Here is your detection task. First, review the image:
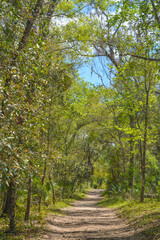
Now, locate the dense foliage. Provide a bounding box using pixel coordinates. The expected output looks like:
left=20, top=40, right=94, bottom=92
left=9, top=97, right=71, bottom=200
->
left=0, top=0, right=160, bottom=233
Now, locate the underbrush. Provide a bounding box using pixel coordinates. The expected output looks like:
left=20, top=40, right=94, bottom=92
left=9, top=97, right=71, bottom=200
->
left=97, top=195, right=160, bottom=239
left=0, top=192, right=86, bottom=240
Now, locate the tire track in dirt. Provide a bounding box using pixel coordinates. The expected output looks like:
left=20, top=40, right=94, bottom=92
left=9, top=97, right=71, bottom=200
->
left=42, top=189, right=152, bottom=240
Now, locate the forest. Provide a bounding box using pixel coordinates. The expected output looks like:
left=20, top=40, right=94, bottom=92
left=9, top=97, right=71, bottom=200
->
left=0, top=0, right=160, bottom=239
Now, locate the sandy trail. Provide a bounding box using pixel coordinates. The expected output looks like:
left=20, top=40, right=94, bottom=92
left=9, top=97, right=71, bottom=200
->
left=42, top=189, right=151, bottom=240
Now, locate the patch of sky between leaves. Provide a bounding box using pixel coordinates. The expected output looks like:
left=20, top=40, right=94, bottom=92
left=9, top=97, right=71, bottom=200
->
left=79, top=58, right=111, bottom=87
left=51, top=3, right=113, bottom=87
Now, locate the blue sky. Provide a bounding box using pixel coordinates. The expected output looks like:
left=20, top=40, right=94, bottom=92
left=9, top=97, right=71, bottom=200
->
left=78, top=57, right=110, bottom=87
left=79, top=64, right=102, bottom=86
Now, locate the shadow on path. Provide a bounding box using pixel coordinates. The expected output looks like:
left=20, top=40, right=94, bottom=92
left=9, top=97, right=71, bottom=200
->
left=43, top=190, right=153, bottom=240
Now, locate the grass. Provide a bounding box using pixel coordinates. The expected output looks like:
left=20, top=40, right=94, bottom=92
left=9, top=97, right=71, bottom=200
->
left=0, top=192, right=87, bottom=240
left=97, top=195, right=160, bottom=239
left=0, top=220, right=43, bottom=240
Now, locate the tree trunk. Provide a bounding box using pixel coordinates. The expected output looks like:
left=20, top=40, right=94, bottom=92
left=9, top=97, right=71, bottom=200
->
left=42, top=0, right=59, bottom=37
left=62, top=172, right=66, bottom=199
left=121, top=146, right=126, bottom=174
left=38, top=159, right=47, bottom=211
left=140, top=90, right=149, bottom=202
left=129, top=138, right=134, bottom=188
left=2, top=179, right=15, bottom=217
left=111, top=169, right=118, bottom=184
left=139, top=140, right=143, bottom=169
left=1, top=191, right=7, bottom=216
left=2, top=179, right=17, bottom=232
left=98, top=174, right=101, bottom=189
left=49, top=172, right=56, bottom=205
left=9, top=179, right=16, bottom=232
left=18, top=0, right=44, bottom=51
left=118, top=135, right=126, bottom=174
left=2, top=0, right=44, bottom=111
left=128, top=113, right=135, bottom=188
left=25, top=177, right=32, bottom=221
left=52, top=187, right=56, bottom=205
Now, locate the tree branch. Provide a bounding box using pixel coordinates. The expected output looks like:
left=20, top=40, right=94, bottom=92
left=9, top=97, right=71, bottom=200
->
left=124, top=53, right=160, bottom=62
left=18, top=0, right=44, bottom=51
left=42, top=0, right=59, bottom=37
left=150, top=0, right=160, bottom=29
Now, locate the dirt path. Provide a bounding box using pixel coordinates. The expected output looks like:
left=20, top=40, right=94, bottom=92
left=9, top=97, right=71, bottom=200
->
left=42, top=190, right=151, bottom=240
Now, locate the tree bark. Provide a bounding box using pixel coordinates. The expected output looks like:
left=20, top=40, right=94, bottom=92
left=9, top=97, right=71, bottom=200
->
left=119, top=139, right=126, bottom=174
left=18, top=0, right=44, bottom=51
left=38, top=159, right=47, bottom=211
left=52, top=187, right=56, bottom=205
left=129, top=138, right=134, bottom=188
left=1, top=191, right=7, bottom=213
left=2, top=179, right=15, bottom=217
left=42, top=0, right=59, bottom=37
left=150, top=0, right=160, bottom=29
left=1, top=179, right=16, bottom=231
left=49, top=171, right=56, bottom=204
left=140, top=90, right=149, bottom=202
left=62, top=171, right=66, bottom=199
left=9, top=179, right=16, bottom=232
left=111, top=169, right=118, bottom=184
left=129, top=115, right=134, bottom=188
left=139, top=140, right=143, bottom=171
left=25, top=177, right=32, bottom=221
